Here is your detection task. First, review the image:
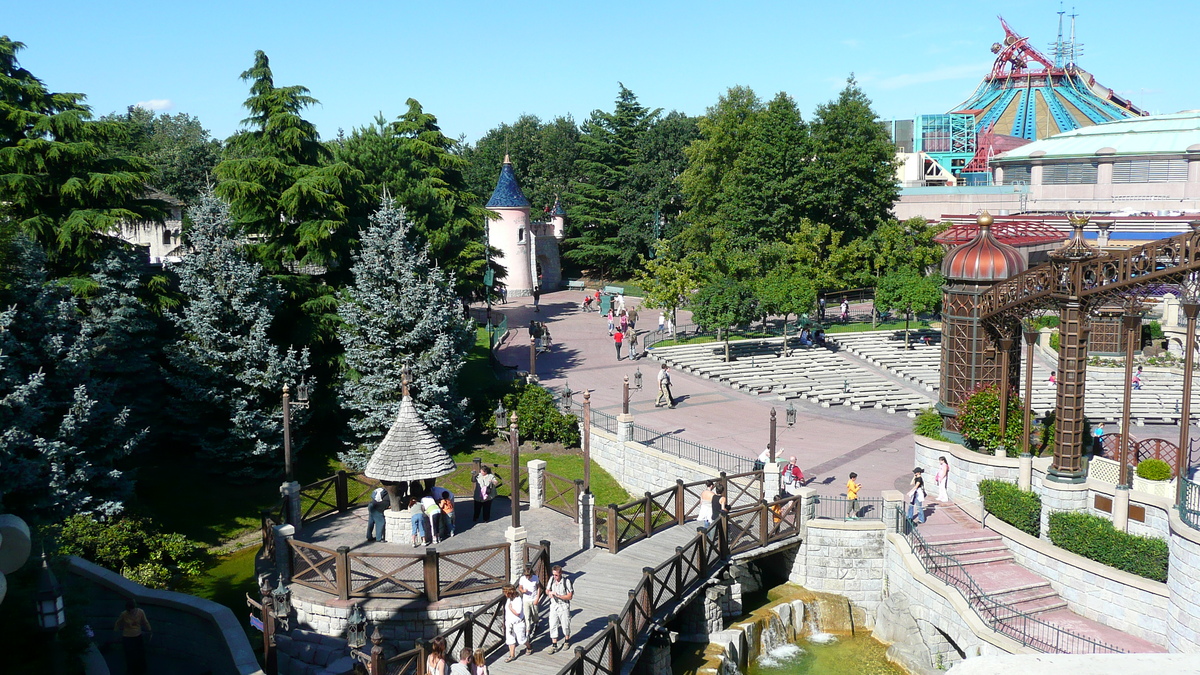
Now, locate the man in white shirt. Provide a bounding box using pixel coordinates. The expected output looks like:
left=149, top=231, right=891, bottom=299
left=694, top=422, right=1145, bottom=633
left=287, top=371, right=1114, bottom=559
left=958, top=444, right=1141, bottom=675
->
left=545, top=565, right=574, bottom=654
left=518, top=565, right=542, bottom=654
left=366, top=487, right=387, bottom=543
left=655, top=364, right=675, bottom=408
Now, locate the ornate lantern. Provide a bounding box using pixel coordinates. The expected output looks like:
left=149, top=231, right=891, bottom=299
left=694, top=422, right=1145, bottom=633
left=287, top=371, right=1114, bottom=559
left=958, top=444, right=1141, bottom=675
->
left=346, top=603, right=367, bottom=649
left=785, top=402, right=797, bottom=427
left=494, top=402, right=507, bottom=428
left=271, top=574, right=292, bottom=620
left=295, top=377, right=310, bottom=404
left=560, top=383, right=573, bottom=413
left=35, top=553, right=64, bottom=631
left=634, top=367, right=643, bottom=390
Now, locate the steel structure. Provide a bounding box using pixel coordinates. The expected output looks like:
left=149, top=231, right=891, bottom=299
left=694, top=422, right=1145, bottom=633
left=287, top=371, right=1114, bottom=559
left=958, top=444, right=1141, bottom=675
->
left=953, top=17, right=1145, bottom=141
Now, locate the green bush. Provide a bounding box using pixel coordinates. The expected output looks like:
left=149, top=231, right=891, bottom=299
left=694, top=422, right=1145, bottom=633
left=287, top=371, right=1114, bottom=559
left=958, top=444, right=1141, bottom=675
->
left=485, top=383, right=581, bottom=448
left=1049, top=331, right=1060, bottom=351
left=1136, top=458, right=1172, bottom=481
left=1034, top=315, right=1060, bottom=329
left=1145, top=321, right=1165, bottom=341
left=1047, top=511, right=1168, bottom=582
left=978, top=480, right=1041, bottom=537
left=913, top=407, right=947, bottom=441
left=958, top=385, right=1024, bottom=456
left=56, top=514, right=209, bottom=591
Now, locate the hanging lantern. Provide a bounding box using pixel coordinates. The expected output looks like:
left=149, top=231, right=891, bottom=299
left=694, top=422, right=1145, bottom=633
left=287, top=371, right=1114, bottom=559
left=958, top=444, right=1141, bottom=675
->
left=271, top=574, right=292, bottom=620
left=35, top=553, right=64, bottom=631
left=560, top=383, right=573, bottom=412
left=295, top=377, right=310, bottom=404
left=495, top=402, right=507, bottom=428
left=346, top=603, right=367, bottom=649
left=786, top=402, right=797, bottom=427
left=634, top=367, right=643, bottom=390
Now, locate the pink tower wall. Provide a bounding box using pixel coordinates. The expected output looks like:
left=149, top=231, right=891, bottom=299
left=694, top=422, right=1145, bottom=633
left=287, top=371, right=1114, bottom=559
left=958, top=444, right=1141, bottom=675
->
left=489, top=205, right=535, bottom=296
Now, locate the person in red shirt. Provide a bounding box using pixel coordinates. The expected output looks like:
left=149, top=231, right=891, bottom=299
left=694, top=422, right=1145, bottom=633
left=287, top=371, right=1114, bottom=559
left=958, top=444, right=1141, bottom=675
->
left=614, top=330, right=624, bottom=360
left=782, top=456, right=805, bottom=495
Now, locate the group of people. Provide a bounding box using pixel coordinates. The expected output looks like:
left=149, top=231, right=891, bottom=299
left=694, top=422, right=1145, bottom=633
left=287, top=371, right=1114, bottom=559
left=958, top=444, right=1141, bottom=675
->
left=422, top=639, right=490, bottom=675
left=362, top=467, right=504, bottom=546
left=500, top=564, right=575, bottom=663
left=816, top=297, right=849, bottom=323
left=529, top=320, right=552, bottom=352
left=405, top=488, right=457, bottom=547
left=795, top=326, right=828, bottom=348
left=905, top=456, right=950, bottom=525
left=607, top=307, right=640, bottom=361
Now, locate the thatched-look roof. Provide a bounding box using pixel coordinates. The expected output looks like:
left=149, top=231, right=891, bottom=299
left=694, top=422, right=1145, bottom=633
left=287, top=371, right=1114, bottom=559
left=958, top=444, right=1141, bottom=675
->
left=365, top=393, right=455, bottom=483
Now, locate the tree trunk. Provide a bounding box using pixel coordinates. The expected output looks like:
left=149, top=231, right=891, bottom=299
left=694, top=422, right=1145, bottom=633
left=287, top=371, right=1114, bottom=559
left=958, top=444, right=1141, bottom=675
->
left=725, top=336, right=731, bottom=363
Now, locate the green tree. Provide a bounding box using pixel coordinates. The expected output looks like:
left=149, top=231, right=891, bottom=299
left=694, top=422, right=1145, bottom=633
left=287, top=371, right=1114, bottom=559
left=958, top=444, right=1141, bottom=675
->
left=634, top=239, right=701, bottom=327
left=755, top=268, right=816, bottom=353
left=874, top=268, right=944, bottom=347
left=462, top=114, right=580, bottom=214
left=57, top=514, right=208, bottom=591
left=629, top=111, right=700, bottom=245
left=803, top=77, right=899, bottom=238
left=0, top=36, right=163, bottom=277
left=864, top=217, right=946, bottom=278
left=688, top=278, right=759, bottom=362
left=100, top=106, right=222, bottom=204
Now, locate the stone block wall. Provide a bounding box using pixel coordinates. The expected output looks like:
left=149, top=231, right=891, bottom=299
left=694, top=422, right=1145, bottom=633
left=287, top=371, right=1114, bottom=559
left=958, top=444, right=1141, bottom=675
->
left=1084, top=484, right=1173, bottom=539
left=1031, top=472, right=1089, bottom=541
left=1167, top=515, right=1200, bottom=653
left=291, top=594, right=488, bottom=646
left=588, top=427, right=715, bottom=497
left=790, top=520, right=886, bottom=626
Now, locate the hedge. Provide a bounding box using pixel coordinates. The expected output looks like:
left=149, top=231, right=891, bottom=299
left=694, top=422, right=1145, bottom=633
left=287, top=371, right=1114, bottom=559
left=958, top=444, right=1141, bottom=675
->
left=913, top=407, right=947, bottom=442
left=978, top=479, right=1041, bottom=537
left=1136, top=458, right=1172, bottom=481
left=1047, top=511, right=1169, bottom=583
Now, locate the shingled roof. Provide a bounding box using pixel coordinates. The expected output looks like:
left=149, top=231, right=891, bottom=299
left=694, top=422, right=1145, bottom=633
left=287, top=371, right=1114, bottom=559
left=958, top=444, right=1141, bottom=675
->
left=364, top=378, right=455, bottom=483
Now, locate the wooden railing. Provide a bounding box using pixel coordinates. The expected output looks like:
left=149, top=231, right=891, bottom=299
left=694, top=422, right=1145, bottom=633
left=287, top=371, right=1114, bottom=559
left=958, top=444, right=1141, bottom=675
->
left=1099, top=434, right=1182, bottom=477
left=524, top=540, right=552, bottom=584
left=543, top=471, right=583, bottom=522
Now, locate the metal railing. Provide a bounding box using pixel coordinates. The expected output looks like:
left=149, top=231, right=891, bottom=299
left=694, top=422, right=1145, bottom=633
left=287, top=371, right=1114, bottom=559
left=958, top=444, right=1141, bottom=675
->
left=1182, top=478, right=1200, bottom=531
left=629, top=422, right=754, bottom=474
left=897, top=507, right=1125, bottom=654
left=812, top=495, right=885, bottom=521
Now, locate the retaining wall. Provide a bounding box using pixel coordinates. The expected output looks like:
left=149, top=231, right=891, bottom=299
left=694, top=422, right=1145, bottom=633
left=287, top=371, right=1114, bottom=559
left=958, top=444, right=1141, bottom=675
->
left=290, top=591, right=490, bottom=645
left=588, top=426, right=715, bottom=496
left=789, top=520, right=886, bottom=626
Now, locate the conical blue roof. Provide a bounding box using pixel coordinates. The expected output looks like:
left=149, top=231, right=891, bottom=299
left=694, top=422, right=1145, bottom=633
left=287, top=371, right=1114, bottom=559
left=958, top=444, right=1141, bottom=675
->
left=550, top=196, right=565, bottom=217
left=486, top=156, right=530, bottom=209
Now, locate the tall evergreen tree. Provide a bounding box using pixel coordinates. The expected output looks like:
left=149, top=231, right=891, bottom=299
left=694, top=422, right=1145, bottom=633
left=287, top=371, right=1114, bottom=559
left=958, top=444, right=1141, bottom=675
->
left=166, top=194, right=309, bottom=479
left=462, top=114, right=580, bottom=215
left=0, top=36, right=163, bottom=277
left=337, top=199, right=473, bottom=469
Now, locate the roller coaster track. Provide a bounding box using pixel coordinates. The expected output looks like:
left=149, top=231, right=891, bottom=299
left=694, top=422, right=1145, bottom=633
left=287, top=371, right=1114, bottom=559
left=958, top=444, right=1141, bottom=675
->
left=979, top=228, right=1200, bottom=324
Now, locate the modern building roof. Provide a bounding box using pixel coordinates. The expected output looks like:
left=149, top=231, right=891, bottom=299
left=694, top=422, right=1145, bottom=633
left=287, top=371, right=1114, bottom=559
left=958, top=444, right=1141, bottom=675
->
left=994, top=111, right=1200, bottom=162
left=486, top=155, right=531, bottom=209
left=364, top=376, right=455, bottom=484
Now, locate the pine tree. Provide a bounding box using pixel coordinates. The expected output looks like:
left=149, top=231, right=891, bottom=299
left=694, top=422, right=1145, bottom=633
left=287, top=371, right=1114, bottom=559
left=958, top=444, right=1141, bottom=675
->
left=0, top=232, right=143, bottom=521
left=337, top=199, right=474, bottom=469
left=166, top=193, right=309, bottom=479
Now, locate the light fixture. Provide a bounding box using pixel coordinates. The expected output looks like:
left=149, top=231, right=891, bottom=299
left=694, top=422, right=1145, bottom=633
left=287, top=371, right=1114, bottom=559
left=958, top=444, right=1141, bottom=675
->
left=495, top=402, right=507, bottom=428
left=346, top=603, right=367, bottom=649
left=634, top=367, right=643, bottom=390
left=560, top=383, right=573, bottom=413
left=786, top=402, right=797, bottom=427
left=295, top=377, right=310, bottom=404
left=271, top=574, right=292, bottom=620
left=35, top=553, right=64, bottom=631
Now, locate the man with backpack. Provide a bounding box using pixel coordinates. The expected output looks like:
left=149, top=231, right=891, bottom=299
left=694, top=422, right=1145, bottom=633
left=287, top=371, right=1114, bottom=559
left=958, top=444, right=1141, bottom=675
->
left=545, top=565, right=575, bottom=654
left=366, top=486, right=388, bottom=542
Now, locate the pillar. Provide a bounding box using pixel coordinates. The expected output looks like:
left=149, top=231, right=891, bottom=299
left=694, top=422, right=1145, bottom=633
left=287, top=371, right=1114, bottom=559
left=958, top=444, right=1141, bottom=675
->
left=506, top=524, right=529, bottom=582
left=274, top=524, right=295, bottom=581
left=280, top=481, right=302, bottom=535
left=1019, top=453, right=1033, bottom=491
left=763, top=462, right=782, bottom=501
left=1036, top=478, right=1088, bottom=541
left=578, top=492, right=595, bottom=550
left=528, top=459, right=546, bottom=509
left=618, top=413, right=634, bottom=442
left=1050, top=302, right=1089, bottom=482
left=881, top=490, right=903, bottom=533
left=1112, top=484, right=1131, bottom=532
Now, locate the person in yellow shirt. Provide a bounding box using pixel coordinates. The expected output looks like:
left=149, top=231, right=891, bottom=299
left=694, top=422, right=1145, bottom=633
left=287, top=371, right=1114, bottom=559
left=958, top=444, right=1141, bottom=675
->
left=846, top=473, right=862, bottom=520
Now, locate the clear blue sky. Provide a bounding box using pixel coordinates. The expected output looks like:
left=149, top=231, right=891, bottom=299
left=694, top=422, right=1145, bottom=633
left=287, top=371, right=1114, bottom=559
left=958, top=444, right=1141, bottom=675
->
left=8, top=1, right=1198, bottom=144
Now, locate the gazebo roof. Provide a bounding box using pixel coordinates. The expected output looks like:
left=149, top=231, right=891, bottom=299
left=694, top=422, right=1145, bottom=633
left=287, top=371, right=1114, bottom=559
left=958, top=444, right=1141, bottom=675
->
left=364, top=375, right=455, bottom=483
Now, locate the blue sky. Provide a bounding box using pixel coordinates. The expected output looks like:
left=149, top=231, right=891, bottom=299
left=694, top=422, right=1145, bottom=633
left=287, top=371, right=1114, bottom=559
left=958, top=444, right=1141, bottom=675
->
left=8, top=1, right=1198, bottom=144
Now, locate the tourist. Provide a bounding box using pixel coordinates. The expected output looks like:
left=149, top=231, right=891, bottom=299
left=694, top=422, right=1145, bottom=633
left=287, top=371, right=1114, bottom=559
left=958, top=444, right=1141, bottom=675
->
left=614, top=329, right=624, bottom=360
left=846, top=472, right=862, bottom=520
left=1133, top=365, right=1143, bottom=390
left=616, top=294, right=626, bottom=313
left=907, top=476, right=927, bottom=525
left=518, top=565, right=542, bottom=653
left=1048, top=370, right=1057, bottom=385
left=781, top=456, right=805, bottom=496
left=753, top=446, right=771, bottom=471
left=582, top=294, right=593, bottom=311
left=813, top=329, right=827, bottom=348
left=840, top=299, right=849, bottom=323
left=629, top=306, right=639, bottom=329
left=771, top=492, right=787, bottom=523
left=658, top=312, right=665, bottom=332
left=935, top=457, right=950, bottom=503
left=500, top=286, right=507, bottom=304
left=427, top=636, right=449, bottom=675
left=697, top=480, right=715, bottom=526
left=666, top=315, right=675, bottom=337
left=1093, top=423, right=1106, bottom=455
left=114, top=599, right=152, bottom=675
left=450, top=648, right=473, bottom=675
left=421, top=492, right=442, bottom=544
left=503, top=584, right=526, bottom=663
left=910, top=466, right=924, bottom=487
left=607, top=309, right=615, bottom=335
left=409, top=497, right=427, bottom=547
left=532, top=286, right=541, bottom=313
left=473, top=466, right=499, bottom=523
left=818, top=297, right=826, bottom=321
left=594, top=289, right=602, bottom=312
left=710, top=483, right=728, bottom=517
left=366, top=486, right=388, bottom=543
left=655, top=364, right=675, bottom=408
left=438, top=493, right=455, bottom=539
left=545, top=564, right=575, bottom=654
left=471, top=648, right=489, bottom=675
left=619, top=310, right=629, bottom=334
left=628, top=330, right=640, bottom=360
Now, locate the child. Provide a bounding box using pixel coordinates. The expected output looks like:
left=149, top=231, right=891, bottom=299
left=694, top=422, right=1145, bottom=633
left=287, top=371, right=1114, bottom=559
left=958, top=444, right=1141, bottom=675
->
left=471, top=648, right=489, bottom=675
left=439, top=494, right=455, bottom=539
left=846, top=472, right=862, bottom=520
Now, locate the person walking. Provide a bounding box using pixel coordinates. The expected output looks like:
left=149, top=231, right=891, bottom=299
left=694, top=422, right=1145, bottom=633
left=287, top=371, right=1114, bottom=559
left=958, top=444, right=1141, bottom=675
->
left=658, top=312, right=665, bottom=333
left=114, top=599, right=152, bottom=675
left=697, top=480, right=715, bottom=526
left=426, top=636, right=449, bottom=675
left=502, top=585, right=526, bottom=663
left=906, top=476, right=927, bottom=525
left=628, top=330, right=640, bottom=361
left=545, top=565, right=574, bottom=654
left=845, top=472, right=862, bottom=520
left=518, top=566, right=542, bottom=654
left=629, top=307, right=639, bottom=329
left=781, top=456, right=805, bottom=496
left=619, top=310, right=629, bottom=334
left=607, top=309, right=615, bottom=335
left=473, top=466, right=499, bottom=523
left=532, top=286, right=541, bottom=313
left=655, top=364, right=675, bottom=408
left=934, top=456, right=950, bottom=503
left=710, top=483, right=727, bottom=518
left=614, top=329, right=624, bottom=360
left=366, top=486, right=388, bottom=543
left=840, top=298, right=849, bottom=324
left=818, top=297, right=826, bottom=322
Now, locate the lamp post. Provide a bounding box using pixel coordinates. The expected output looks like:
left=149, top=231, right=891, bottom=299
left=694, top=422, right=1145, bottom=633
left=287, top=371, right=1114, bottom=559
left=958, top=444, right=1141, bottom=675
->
left=1179, top=270, right=1200, bottom=505
left=582, top=391, right=592, bottom=494
left=634, top=367, right=643, bottom=391
left=510, top=412, right=521, bottom=528
left=768, top=408, right=777, bottom=463
left=271, top=572, right=292, bottom=632
left=1022, top=322, right=1038, bottom=457
left=282, top=379, right=311, bottom=483
left=529, top=336, right=537, bottom=381
left=35, top=553, right=64, bottom=632
left=622, top=375, right=630, bottom=415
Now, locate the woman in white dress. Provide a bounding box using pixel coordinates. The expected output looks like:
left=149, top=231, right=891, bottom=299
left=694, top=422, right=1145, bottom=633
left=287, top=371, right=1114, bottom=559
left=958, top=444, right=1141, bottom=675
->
left=935, top=456, right=950, bottom=503
left=697, top=480, right=714, bottom=526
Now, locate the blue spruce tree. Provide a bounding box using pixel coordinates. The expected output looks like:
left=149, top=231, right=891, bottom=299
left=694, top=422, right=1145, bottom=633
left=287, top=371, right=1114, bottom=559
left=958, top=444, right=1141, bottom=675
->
left=167, top=193, right=309, bottom=479
left=338, top=198, right=473, bottom=468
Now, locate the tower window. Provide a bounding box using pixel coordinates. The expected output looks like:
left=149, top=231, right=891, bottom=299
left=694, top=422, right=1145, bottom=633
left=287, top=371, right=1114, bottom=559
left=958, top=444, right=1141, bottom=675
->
left=518, top=227, right=524, bottom=241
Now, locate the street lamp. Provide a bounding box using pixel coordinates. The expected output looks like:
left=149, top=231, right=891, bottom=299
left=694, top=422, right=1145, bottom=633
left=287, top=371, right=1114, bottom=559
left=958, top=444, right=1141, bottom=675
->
left=35, top=552, right=64, bottom=631
left=786, top=402, right=797, bottom=427
left=271, top=573, right=292, bottom=628
left=282, top=378, right=312, bottom=483
left=509, top=412, right=521, bottom=529
left=346, top=603, right=367, bottom=649
left=634, top=367, right=643, bottom=390
left=560, top=382, right=573, bottom=413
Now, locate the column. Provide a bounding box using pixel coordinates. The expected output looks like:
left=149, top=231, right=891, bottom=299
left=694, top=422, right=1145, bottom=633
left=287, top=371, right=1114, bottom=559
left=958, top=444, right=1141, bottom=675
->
left=506, top=524, right=528, bottom=582
left=618, top=413, right=634, bottom=442
left=280, top=481, right=302, bottom=535
left=274, top=524, right=296, bottom=581
left=764, top=462, right=782, bottom=501
left=881, top=490, right=903, bottom=533
left=1050, top=301, right=1089, bottom=482
left=528, top=459, right=546, bottom=509
left=578, top=492, right=595, bottom=550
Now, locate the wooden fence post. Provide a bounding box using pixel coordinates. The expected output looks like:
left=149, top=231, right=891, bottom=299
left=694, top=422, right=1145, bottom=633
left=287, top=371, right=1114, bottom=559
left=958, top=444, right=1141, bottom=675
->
left=696, top=528, right=708, bottom=577
left=759, top=500, right=769, bottom=548
left=607, top=504, right=619, bottom=554
left=606, top=615, right=621, bottom=674
left=260, top=595, right=276, bottom=673
left=718, top=513, right=730, bottom=559
left=463, top=611, right=475, bottom=650
left=336, top=546, right=351, bottom=601
left=424, top=549, right=440, bottom=603
left=641, top=568, right=654, bottom=617
left=674, top=546, right=684, bottom=597
left=415, top=639, right=429, bottom=675
left=369, top=627, right=384, bottom=675
left=336, top=470, right=349, bottom=511
left=675, top=480, right=686, bottom=527
left=643, top=492, right=653, bottom=538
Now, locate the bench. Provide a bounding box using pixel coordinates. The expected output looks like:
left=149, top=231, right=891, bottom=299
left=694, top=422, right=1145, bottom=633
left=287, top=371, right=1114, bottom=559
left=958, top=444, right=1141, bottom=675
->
left=566, top=279, right=586, bottom=291
left=603, top=285, right=625, bottom=295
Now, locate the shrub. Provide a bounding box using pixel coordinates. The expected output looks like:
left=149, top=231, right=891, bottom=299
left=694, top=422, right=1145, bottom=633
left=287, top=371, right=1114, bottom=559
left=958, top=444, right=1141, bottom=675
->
left=913, top=408, right=947, bottom=442
left=1034, top=315, right=1060, bottom=329
left=1047, top=511, right=1168, bottom=582
left=957, top=385, right=1024, bottom=456
left=1049, top=331, right=1060, bottom=351
left=1136, top=458, right=1172, bottom=481
left=56, top=514, right=209, bottom=591
left=485, top=383, right=581, bottom=448
left=978, top=480, right=1041, bottom=537
left=1145, top=321, right=1165, bottom=341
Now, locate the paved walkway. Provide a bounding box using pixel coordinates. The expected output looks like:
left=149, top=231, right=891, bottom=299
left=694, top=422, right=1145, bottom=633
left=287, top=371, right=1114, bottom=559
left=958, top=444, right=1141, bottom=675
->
left=484, top=291, right=918, bottom=500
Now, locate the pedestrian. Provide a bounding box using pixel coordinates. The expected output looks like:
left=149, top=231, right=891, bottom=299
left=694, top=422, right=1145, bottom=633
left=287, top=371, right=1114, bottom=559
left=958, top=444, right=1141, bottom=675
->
left=503, top=584, right=526, bottom=663
left=710, top=483, right=727, bottom=517
left=629, top=306, right=639, bottom=329
left=628, top=330, right=640, bottom=360
left=1092, top=422, right=1106, bottom=455
left=781, top=456, right=805, bottom=496
left=619, top=310, right=628, bottom=333
left=1132, top=365, right=1143, bottom=390
left=935, top=456, right=950, bottom=503
left=906, top=476, right=927, bottom=525
left=518, top=565, right=541, bottom=653
left=471, top=648, right=489, bottom=675
left=594, top=290, right=601, bottom=313
left=366, top=485, right=388, bottom=543
left=114, top=599, right=152, bottom=675
left=451, top=648, right=473, bottom=675
left=616, top=294, right=626, bottom=313
left=614, top=329, right=624, bottom=360
left=658, top=312, right=665, bottom=332
left=840, top=299, right=849, bottom=324
left=421, top=492, right=442, bottom=544
left=500, top=286, right=508, bottom=304
left=818, top=297, right=826, bottom=321
left=697, top=480, right=715, bottom=526
left=473, top=466, right=499, bottom=523
left=655, top=364, right=675, bottom=408
left=427, top=636, right=449, bottom=675
left=545, top=565, right=574, bottom=654
left=409, top=497, right=427, bottom=548
left=753, top=446, right=770, bottom=471
left=846, top=472, right=862, bottom=520
left=1048, top=370, right=1057, bottom=385
left=439, top=492, right=456, bottom=539
left=607, top=309, right=615, bottom=335
left=666, top=315, right=675, bottom=337
left=532, top=286, right=541, bottom=313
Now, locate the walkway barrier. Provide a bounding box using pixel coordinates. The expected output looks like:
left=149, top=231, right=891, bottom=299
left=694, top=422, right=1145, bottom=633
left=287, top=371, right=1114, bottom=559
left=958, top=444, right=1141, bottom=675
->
left=812, top=495, right=885, bottom=521
left=629, top=423, right=754, bottom=474
left=896, top=507, right=1125, bottom=654
left=543, top=472, right=584, bottom=522
left=1183, top=478, right=1200, bottom=531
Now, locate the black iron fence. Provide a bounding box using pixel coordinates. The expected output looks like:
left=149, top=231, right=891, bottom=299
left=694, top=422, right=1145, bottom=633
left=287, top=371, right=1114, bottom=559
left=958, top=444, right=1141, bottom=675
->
left=812, top=495, right=885, bottom=521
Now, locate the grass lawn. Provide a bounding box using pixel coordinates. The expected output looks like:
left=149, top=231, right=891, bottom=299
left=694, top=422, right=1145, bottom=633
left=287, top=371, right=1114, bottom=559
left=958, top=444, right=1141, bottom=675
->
left=192, top=545, right=261, bottom=648
left=447, top=443, right=630, bottom=510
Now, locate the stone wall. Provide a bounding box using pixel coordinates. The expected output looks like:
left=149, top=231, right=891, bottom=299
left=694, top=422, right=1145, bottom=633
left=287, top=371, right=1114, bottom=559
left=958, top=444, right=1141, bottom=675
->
left=291, top=593, right=489, bottom=645
left=1167, top=511, right=1200, bottom=653
left=588, top=426, right=717, bottom=497
left=68, top=556, right=263, bottom=675
left=1084, top=481, right=1173, bottom=540
left=789, top=520, right=885, bottom=627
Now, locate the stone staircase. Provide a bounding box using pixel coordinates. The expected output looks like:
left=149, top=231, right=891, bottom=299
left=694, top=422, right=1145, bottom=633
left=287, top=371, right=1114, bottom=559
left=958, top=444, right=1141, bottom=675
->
left=912, top=503, right=1166, bottom=653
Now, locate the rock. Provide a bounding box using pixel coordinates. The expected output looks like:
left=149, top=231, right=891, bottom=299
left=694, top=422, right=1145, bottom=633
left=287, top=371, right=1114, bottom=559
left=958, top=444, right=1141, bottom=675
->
left=873, top=592, right=937, bottom=675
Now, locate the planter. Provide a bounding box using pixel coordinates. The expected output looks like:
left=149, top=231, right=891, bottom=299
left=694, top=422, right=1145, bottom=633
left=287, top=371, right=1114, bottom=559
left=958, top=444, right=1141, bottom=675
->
left=1132, top=475, right=1174, bottom=499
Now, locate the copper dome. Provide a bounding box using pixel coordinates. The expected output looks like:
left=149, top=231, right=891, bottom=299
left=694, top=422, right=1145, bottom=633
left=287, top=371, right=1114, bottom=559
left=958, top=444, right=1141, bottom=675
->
left=941, top=212, right=1026, bottom=281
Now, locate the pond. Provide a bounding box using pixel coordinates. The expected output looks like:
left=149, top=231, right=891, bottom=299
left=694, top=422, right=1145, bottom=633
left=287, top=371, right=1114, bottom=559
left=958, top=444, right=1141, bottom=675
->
left=750, top=633, right=906, bottom=675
